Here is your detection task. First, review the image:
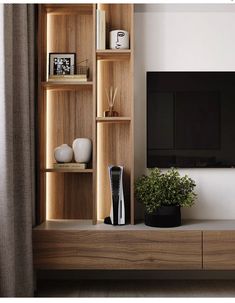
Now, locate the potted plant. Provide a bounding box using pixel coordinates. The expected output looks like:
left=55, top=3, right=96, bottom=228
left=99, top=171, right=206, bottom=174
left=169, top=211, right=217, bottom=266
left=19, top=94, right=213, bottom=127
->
left=135, top=168, right=196, bottom=227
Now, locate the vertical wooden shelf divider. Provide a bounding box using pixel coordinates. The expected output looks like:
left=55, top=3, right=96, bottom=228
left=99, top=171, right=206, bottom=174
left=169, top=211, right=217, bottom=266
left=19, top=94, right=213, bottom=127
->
left=130, top=5, right=135, bottom=225
left=92, top=4, right=97, bottom=224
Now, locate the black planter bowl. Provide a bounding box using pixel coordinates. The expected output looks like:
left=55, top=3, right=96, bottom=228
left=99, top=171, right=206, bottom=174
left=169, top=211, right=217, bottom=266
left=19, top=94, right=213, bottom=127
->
left=144, top=205, right=181, bottom=228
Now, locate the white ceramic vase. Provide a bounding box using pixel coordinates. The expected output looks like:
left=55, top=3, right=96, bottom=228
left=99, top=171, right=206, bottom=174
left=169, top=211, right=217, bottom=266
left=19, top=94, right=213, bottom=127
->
left=110, top=30, right=129, bottom=49
left=54, top=144, right=73, bottom=163
left=72, top=138, right=92, bottom=163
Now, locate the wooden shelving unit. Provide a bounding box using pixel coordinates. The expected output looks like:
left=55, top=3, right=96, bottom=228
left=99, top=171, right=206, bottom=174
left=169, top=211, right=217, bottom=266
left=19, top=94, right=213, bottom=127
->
left=37, top=4, right=96, bottom=223
left=34, top=3, right=135, bottom=271
left=37, top=3, right=134, bottom=226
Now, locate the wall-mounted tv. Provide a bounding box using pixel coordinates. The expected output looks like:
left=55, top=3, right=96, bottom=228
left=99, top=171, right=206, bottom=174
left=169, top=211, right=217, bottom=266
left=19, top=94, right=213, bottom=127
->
left=147, top=72, right=235, bottom=168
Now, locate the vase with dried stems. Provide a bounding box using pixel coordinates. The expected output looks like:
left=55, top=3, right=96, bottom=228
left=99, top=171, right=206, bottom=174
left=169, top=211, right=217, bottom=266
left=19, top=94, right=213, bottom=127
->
left=104, top=86, right=119, bottom=117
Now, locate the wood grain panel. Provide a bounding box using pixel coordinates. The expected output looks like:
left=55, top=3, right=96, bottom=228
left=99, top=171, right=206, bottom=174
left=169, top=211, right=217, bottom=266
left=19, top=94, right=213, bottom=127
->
left=45, top=76, right=93, bottom=221
left=203, top=231, right=235, bottom=270
left=96, top=51, right=131, bottom=61
left=97, top=123, right=131, bottom=220
left=97, top=61, right=131, bottom=117
left=96, top=117, right=131, bottom=123
left=46, top=89, right=93, bottom=168
left=33, top=230, right=202, bottom=270
left=47, top=173, right=93, bottom=220
left=96, top=5, right=134, bottom=224
left=98, top=4, right=132, bottom=49
left=38, top=4, right=96, bottom=224
left=47, top=12, right=93, bottom=80
left=47, top=173, right=64, bottom=219
left=42, top=82, right=93, bottom=91
left=45, top=4, right=93, bottom=15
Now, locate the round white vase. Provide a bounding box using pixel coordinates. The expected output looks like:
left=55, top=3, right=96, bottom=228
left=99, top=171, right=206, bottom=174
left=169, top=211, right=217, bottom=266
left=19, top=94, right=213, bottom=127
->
left=72, top=138, right=92, bottom=163
left=54, top=144, right=73, bottom=163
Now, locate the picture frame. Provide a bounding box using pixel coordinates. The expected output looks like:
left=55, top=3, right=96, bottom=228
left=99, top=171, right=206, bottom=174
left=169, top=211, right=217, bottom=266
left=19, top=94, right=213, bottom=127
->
left=49, top=53, right=76, bottom=76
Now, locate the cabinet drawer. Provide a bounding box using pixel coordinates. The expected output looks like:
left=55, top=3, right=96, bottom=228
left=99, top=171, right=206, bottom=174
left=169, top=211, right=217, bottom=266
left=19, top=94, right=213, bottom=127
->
left=203, top=231, right=235, bottom=269
left=33, top=230, right=202, bottom=270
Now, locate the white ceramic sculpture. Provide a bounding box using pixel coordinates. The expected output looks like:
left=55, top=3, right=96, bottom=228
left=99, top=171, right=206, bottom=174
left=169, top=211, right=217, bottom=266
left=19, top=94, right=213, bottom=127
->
left=72, top=138, right=92, bottom=163
left=110, top=30, right=129, bottom=49
left=54, top=144, right=73, bottom=163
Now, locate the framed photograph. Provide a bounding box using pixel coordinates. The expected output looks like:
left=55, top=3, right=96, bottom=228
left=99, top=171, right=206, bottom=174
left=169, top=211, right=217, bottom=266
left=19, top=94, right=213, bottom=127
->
left=49, top=53, right=76, bottom=76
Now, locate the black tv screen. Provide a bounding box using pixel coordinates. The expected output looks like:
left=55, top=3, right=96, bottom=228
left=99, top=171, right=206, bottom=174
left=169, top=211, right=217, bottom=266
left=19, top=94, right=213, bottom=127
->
left=147, top=72, right=235, bottom=168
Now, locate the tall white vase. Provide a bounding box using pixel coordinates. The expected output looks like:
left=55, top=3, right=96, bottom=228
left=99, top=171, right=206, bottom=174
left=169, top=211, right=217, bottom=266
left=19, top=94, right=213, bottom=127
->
left=72, top=138, right=92, bottom=163
left=54, top=144, right=73, bottom=163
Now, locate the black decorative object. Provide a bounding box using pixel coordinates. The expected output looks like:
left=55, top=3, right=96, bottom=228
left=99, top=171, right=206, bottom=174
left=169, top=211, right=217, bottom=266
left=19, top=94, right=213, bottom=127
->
left=144, top=206, right=181, bottom=228
left=104, top=165, right=125, bottom=226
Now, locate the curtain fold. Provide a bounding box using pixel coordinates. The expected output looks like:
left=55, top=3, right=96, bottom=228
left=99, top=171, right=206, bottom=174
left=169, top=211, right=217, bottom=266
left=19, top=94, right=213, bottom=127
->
left=0, top=4, right=36, bottom=297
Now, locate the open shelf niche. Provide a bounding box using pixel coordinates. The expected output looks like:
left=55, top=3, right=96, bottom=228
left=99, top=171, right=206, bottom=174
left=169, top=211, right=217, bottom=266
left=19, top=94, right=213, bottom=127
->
left=96, top=4, right=134, bottom=224
left=42, top=4, right=94, bottom=82
left=97, top=4, right=133, bottom=50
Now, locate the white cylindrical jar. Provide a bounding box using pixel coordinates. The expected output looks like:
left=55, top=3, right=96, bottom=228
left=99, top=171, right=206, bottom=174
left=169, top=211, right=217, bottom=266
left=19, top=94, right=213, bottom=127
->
left=72, top=138, right=92, bottom=163
left=54, top=144, right=73, bottom=163
left=110, top=30, right=129, bottom=49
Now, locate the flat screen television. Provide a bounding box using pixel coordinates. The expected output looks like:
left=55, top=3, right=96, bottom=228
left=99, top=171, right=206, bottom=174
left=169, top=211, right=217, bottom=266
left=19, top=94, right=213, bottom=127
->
left=147, top=72, right=235, bottom=168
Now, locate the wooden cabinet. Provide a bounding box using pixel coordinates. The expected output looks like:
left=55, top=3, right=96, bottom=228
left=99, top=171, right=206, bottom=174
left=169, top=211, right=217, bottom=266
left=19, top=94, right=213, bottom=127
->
left=33, top=227, right=202, bottom=270
left=203, top=231, right=235, bottom=270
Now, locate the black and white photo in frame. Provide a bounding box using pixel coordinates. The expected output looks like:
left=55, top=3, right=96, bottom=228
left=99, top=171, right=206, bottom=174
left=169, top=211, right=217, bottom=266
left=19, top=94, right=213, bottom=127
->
left=49, top=53, right=76, bottom=76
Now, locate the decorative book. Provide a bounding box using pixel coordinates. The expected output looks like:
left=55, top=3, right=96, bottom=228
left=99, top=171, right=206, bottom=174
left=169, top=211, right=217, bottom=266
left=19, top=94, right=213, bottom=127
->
left=53, top=163, right=87, bottom=169
left=48, top=74, right=87, bottom=82
left=96, top=9, right=106, bottom=50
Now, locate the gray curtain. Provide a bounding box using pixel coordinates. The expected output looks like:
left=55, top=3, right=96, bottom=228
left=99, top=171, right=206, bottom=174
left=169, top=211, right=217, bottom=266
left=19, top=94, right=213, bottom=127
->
left=0, top=4, right=36, bottom=297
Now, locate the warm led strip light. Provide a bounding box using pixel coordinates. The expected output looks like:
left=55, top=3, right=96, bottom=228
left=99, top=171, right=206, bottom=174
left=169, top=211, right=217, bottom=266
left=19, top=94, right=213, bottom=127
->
left=97, top=60, right=102, bottom=220
left=96, top=2, right=102, bottom=219
left=45, top=15, right=52, bottom=220
left=46, top=91, right=53, bottom=220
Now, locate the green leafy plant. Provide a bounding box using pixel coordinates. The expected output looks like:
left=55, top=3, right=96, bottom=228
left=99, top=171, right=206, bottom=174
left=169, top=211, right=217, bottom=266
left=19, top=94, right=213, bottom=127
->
left=135, top=168, right=197, bottom=214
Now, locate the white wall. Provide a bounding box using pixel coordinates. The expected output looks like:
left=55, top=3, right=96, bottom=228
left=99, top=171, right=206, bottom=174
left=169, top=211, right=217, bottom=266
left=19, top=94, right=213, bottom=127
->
left=134, top=4, right=235, bottom=219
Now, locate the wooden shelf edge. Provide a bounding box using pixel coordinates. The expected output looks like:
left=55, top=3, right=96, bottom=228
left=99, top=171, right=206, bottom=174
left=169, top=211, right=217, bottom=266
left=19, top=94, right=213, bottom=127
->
left=33, top=219, right=235, bottom=231
left=96, top=49, right=131, bottom=53
left=42, top=81, right=93, bottom=90
left=96, top=50, right=131, bottom=61
left=96, top=117, right=131, bottom=123
left=42, top=169, right=93, bottom=173
left=45, top=4, right=93, bottom=15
